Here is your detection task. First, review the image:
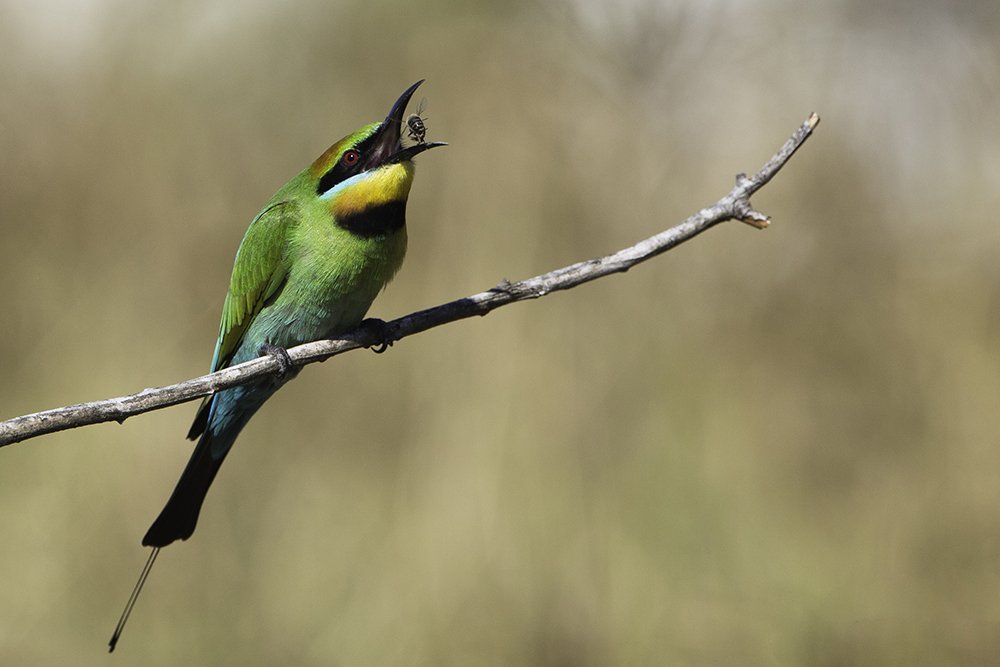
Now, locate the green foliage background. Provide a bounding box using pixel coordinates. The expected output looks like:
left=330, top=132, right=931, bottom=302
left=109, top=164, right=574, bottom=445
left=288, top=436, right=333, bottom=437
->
left=1, top=0, right=998, bottom=664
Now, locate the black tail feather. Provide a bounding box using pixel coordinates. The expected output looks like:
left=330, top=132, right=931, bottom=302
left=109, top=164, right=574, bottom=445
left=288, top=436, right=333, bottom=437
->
left=142, top=432, right=226, bottom=547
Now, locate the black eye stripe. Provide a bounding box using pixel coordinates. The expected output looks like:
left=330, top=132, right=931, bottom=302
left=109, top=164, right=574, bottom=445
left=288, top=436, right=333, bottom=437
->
left=316, top=131, right=381, bottom=195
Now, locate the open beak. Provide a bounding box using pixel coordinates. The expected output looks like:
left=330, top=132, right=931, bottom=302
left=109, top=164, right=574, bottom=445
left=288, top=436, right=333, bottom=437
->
left=367, top=80, right=446, bottom=168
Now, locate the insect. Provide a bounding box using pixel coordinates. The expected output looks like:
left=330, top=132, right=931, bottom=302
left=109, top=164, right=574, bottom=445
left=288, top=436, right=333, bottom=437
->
left=406, top=97, right=428, bottom=144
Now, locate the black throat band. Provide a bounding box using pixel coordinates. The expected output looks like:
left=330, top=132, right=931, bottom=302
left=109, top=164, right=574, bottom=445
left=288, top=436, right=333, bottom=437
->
left=337, top=200, right=406, bottom=238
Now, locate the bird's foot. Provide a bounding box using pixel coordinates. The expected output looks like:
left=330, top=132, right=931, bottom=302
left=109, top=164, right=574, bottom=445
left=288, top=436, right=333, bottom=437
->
left=258, top=343, right=293, bottom=379
left=358, top=318, right=395, bottom=354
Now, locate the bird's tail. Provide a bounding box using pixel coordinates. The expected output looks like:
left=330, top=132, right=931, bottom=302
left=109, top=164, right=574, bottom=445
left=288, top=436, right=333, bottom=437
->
left=142, top=428, right=227, bottom=548
left=110, top=382, right=273, bottom=650
left=108, top=430, right=228, bottom=651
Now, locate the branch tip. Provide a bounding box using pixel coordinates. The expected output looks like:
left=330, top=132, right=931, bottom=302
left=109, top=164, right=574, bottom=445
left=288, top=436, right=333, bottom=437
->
left=733, top=196, right=770, bottom=229
left=739, top=212, right=771, bottom=230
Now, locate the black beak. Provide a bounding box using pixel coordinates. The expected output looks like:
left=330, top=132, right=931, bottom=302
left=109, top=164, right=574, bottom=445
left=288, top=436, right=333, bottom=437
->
left=368, top=80, right=446, bottom=168
left=385, top=80, right=423, bottom=133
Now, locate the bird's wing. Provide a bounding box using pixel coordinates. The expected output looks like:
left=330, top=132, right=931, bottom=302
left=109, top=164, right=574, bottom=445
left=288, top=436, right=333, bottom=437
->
left=211, top=202, right=294, bottom=372
left=187, top=202, right=293, bottom=440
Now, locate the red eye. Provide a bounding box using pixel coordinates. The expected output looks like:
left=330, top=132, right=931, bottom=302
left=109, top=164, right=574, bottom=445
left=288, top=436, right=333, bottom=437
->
left=342, top=150, right=360, bottom=167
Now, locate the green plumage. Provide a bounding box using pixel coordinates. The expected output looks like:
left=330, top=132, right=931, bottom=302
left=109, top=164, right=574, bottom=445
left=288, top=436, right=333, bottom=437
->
left=150, top=91, right=435, bottom=547
left=110, top=81, right=444, bottom=653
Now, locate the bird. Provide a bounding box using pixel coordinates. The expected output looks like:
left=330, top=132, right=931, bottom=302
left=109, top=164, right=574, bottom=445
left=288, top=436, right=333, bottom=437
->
left=109, top=80, right=445, bottom=652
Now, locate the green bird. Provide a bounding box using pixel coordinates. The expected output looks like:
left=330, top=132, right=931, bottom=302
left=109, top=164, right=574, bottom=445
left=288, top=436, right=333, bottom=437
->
left=109, top=80, right=445, bottom=651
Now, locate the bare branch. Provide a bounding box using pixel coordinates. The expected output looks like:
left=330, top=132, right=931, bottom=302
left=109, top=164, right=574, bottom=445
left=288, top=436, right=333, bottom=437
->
left=0, top=114, right=820, bottom=448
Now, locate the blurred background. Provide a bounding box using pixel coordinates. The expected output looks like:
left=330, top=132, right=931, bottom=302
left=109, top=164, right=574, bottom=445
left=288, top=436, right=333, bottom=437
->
left=1, top=0, right=998, bottom=664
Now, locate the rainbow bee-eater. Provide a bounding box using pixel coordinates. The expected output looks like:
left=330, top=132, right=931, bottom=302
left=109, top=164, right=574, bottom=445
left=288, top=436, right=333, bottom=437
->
left=109, top=80, right=445, bottom=651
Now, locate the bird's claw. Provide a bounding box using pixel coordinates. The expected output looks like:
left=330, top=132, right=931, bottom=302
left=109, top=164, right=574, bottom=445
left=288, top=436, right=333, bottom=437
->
left=358, top=318, right=394, bottom=354
left=258, top=343, right=293, bottom=379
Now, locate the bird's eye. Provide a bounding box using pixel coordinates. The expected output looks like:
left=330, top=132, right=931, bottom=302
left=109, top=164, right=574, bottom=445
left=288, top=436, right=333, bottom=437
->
left=341, top=150, right=361, bottom=167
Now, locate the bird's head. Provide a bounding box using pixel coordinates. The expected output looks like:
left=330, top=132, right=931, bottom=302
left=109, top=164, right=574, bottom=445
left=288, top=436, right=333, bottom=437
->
left=307, top=80, right=445, bottom=236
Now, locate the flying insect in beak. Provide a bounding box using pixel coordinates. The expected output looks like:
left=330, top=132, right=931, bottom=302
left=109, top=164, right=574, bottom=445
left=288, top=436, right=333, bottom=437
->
left=406, top=97, right=428, bottom=145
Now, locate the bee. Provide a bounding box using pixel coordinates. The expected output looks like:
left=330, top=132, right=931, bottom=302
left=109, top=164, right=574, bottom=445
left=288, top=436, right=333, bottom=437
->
left=406, top=97, right=428, bottom=144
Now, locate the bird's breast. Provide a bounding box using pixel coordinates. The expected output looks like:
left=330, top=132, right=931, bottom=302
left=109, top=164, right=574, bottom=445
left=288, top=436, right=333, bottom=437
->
left=261, top=225, right=407, bottom=348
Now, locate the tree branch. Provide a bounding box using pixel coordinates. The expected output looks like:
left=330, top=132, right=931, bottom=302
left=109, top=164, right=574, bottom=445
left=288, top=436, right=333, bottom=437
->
left=0, top=113, right=820, bottom=448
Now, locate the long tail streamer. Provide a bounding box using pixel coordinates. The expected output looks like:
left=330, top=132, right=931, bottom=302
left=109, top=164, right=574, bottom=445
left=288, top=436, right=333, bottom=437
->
left=108, top=547, right=160, bottom=652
